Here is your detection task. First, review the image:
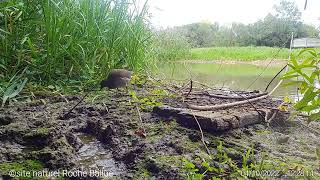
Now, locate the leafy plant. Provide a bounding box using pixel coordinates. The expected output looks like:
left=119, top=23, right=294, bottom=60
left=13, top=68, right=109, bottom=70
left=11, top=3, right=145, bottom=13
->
left=282, top=48, right=320, bottom=120
left=2, top=78, right=28, bottom=106
left=182, top=158, right=204, bottom=180
left=129, top=90, right=163, bottom=111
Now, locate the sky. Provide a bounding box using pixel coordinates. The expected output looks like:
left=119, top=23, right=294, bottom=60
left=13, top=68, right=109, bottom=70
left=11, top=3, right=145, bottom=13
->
left=146, top=0, right=320, bottom=28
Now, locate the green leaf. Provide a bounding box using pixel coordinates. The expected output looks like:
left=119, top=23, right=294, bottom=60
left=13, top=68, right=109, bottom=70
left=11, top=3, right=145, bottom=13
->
left=309, top=112, right=320, bottom=121
left=183, top=159, right=196, bottom=169
left=201, top=161, right=209, bottom=168
left=298, top=48, right=317, bottom=57
left=2, top=78, right=28, bottom=107
left=299, top=81, right=309, bottom=94
left=289, top=56, right=299, bottom=67
left=0, top=28, right=10, bottom=35
left=281, top=74, right=299, bottom=80
left=294, top=88, right=317, bottom=111
left=282, top=81, right=303, bottom=87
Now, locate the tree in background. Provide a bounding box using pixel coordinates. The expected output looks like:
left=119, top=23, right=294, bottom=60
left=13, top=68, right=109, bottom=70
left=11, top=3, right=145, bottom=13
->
left=274, top=0, right=301, bottom=22
left=158, top=0, right=319, bottom=48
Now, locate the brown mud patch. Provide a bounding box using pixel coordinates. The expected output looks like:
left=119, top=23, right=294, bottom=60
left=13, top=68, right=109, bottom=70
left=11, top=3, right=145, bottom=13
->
left=0, top=83, right=319, bottom=179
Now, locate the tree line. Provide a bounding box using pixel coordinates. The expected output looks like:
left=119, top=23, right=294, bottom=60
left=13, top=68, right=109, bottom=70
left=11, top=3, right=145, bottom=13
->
left=158, top=0, right=319, bottom=48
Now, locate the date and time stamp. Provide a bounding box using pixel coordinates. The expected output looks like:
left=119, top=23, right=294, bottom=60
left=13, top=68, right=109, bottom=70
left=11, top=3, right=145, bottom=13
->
left=241, top=169, right=315, bottom=177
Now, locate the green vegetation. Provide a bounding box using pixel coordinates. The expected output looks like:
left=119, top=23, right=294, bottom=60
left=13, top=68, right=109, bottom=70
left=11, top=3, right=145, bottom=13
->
left=154, top=30, right=191, bottom=61
left=153, top=1, right=319, bottom=62
left=283, top=48, right=320, bottom=121
left=0, top=0, right=152, bottom=102
left=190, top=46, right=290, bottom=61
left=129, top=75, right=169, bottom=111
left=162, top=0, right=318, bottom=48
left=0, top=160, right=44, bottom=179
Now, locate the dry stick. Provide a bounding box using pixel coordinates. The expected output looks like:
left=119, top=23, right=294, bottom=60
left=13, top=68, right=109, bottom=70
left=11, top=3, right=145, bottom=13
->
left=136, top=105, right=143, bottom=124
left=204, top=92, right=268, bottom=100
left=266, top=109, right=278, bottom=125
left=192, top=114, right=211, bottom=155
left=178, top=80, right=192, bottom=93
left=188, top=82, right=285, bottom=110
left=187, top=94, right=269, bottom=111
left=62, top=91, right=91, bottom=118
left=265, top=64, right=288, bottom=92
left=185, top=79, right=193, bottom=97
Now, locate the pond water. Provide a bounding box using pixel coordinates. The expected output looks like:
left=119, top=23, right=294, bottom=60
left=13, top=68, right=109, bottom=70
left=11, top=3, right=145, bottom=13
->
left=154, top=62, right=298, bottom=98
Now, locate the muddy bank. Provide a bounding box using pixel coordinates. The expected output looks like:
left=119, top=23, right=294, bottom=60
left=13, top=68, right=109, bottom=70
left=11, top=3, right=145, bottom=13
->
left=0, top=82, right=319, bottom=179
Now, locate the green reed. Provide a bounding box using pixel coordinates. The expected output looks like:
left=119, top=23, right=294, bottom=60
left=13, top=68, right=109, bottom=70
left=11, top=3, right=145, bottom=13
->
left=0, top=0, right=152, bottom=90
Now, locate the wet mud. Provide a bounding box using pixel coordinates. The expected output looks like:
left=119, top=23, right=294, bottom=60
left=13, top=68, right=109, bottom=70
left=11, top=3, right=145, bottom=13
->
left=0, top=84, right=319, bottom=179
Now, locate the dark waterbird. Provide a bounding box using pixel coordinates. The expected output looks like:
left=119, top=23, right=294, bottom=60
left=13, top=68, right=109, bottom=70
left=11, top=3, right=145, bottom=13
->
left=61, top=69, right=132, bottom=119
left=100, top=69, right=132, bottom=89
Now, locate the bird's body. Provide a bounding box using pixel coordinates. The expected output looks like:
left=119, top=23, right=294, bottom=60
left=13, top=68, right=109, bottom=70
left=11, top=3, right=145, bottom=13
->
left=61, top=69, right=132, bottom=119
left=100, top=69, right=132, bottom=89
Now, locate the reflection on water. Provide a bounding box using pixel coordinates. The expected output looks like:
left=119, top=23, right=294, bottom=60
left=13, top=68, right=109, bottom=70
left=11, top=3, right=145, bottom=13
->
left=76, top=134, right=125, bottom=176
left=154, top=62, right=298, bottom=98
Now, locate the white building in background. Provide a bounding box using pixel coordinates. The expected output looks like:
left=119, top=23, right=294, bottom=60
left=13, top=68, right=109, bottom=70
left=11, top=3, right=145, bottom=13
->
left=292, top=38, right=320, bottom=48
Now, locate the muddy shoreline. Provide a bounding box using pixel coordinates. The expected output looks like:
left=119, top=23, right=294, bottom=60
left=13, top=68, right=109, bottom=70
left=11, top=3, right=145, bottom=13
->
left=0, top=82, right=319, bottom=179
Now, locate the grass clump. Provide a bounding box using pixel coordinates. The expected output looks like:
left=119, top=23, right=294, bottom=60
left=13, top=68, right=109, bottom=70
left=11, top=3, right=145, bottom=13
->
left=154, top=30, right=191, bottom=61
left=0, top=160, right=44, bottom=179
left=0, top=0, right=153, bottom=101
left=190, top=46, right=290, bottom=61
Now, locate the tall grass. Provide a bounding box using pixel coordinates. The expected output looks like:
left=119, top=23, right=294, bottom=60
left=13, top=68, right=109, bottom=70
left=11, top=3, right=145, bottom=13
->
left=0, top=0, right=152, bottom=92
left=154, top=31, right=191, bottom=61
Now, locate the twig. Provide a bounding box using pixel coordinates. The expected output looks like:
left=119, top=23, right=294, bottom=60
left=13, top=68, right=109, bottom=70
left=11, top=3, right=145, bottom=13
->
left=136, top=105, right=143, bottom=123
left=192, top=114, right=210, bottom=155
left=265, top=109, right=278, bottom=126
left=185, top=79, right=193, bottom=97
left=62, top=91, right=91, bottom=119
left=268, top=110, right=278, bottom=124
left=265, top=64, right=288, bottom=92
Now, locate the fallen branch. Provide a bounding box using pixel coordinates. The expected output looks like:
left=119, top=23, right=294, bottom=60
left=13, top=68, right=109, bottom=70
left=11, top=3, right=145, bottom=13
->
left=187, top=94, right=269, bottom=111
left=204, top=91, right=267, bottom=100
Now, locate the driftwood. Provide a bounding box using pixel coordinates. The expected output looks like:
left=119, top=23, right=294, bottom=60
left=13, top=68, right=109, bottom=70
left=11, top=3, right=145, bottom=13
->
left=204, top=91, right=268, bottom=100
left=187, top=94, right=269, bottom=111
